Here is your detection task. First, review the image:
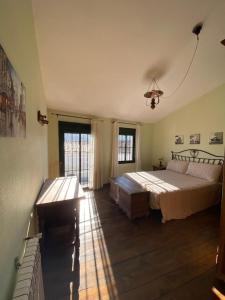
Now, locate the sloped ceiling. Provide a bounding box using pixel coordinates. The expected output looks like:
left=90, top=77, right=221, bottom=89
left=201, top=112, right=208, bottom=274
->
left=32, top=0, right=225, bottom=122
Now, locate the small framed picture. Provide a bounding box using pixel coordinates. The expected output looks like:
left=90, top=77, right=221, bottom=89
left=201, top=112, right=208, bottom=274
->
left=190, top=134, right=200, bottom=144
left=209, top=132, right=223, bottom=144
left=175, top=135, right=184, bottom=145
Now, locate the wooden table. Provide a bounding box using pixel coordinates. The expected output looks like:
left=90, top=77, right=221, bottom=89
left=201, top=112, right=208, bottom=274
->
left=36, top=176, right=84, bottom=232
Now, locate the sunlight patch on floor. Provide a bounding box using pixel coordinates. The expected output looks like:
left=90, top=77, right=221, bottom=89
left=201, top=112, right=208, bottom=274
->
left=212, top=287, right=225, bottom=299
left=77, top=191, right=118, bottom=300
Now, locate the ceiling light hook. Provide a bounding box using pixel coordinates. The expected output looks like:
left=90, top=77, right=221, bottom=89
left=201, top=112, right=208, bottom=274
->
left=192, top=22, right=203, bottom=41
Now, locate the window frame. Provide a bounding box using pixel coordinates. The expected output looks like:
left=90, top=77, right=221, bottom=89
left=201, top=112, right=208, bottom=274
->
left=118, top=127, right=136, bottom=164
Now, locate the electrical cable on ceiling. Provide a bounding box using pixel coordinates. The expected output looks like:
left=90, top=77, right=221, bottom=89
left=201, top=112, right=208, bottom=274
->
left=157, top=35, right=200, bottom=99
left=145, top=22, right=203, bottom=107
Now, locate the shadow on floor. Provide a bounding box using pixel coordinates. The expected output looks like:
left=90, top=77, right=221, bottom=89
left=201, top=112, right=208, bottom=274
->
left=41, top=186, right=219, bottom=300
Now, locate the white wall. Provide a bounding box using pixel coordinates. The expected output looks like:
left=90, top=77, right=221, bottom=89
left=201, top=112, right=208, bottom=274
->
left=0, top=1, right=47, bottom=299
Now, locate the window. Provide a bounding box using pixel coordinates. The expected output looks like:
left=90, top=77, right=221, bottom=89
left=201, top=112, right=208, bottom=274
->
left=118, top=127, right=136, bottom=164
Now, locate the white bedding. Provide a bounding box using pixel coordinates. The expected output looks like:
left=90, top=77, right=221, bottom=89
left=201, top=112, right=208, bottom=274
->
left=125, top=170, right=221, bottom=222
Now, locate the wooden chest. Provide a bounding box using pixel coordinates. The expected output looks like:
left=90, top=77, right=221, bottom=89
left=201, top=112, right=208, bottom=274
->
left=110, top=176, right=149, bottom=219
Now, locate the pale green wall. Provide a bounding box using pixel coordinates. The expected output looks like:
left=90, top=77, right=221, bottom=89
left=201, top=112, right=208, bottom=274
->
left=48, top=109, right=153, bottom=182
left=0, top=1, right=47, bottom=299
left=152, top=83, right=225, bottom=165
left=141, top=123, right=153, bottom=170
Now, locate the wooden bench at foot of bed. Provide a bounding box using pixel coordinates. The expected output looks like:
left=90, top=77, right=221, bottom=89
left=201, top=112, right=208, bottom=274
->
left=110, top=176, right=149, bottom=219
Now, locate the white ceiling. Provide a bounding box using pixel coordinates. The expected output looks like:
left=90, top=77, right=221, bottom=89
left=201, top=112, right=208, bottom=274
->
left=32, top=0, right=225, bottom=123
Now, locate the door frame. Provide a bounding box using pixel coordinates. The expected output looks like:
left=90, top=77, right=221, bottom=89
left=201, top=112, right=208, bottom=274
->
left=58, top=121, right=91, bottom=177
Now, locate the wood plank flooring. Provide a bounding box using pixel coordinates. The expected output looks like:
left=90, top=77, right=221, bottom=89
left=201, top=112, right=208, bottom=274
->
left=41, top=186, right=220, bottom=300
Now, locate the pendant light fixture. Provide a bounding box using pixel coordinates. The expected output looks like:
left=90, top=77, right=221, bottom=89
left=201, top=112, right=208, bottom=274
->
left=144, top=79, right=163, bottom=109
left=144, top=23, right=203, bottom=109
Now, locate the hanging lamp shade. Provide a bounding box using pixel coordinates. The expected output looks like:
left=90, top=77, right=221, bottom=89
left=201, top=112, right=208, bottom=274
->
left=144, top=89, right=163, bottom=99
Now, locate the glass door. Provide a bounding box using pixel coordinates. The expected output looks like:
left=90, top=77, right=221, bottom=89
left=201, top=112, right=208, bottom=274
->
left=59, top=121, right=91, bottom=187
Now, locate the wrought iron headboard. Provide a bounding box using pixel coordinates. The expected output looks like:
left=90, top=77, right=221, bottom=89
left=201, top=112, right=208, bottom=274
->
left=171, top=149, right=224, bottom=165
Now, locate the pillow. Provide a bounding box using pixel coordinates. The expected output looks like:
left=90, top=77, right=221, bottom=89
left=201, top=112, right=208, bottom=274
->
left=166, top=160, right=189, bottom=174
left=186, top=162, right=222, bottom=182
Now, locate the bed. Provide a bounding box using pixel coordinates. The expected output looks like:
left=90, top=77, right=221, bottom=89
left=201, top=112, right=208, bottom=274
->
left=110, top=149, right=224, bottom=222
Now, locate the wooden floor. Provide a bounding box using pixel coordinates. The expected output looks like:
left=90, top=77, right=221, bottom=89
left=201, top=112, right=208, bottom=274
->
left=41, top=186, right=220, bottom=300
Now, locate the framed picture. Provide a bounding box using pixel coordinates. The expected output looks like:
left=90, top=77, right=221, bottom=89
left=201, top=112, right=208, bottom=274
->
left=209, top=132, right=223, bottom=145
left=190, top=134, right=200, bottom=144
left=175, top=135, right=184, bottom=145
left=0, top=44, right=26, bottom=137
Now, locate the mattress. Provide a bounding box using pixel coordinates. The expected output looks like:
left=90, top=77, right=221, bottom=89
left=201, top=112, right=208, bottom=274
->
left=125, top=170, right=221, bottom=222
